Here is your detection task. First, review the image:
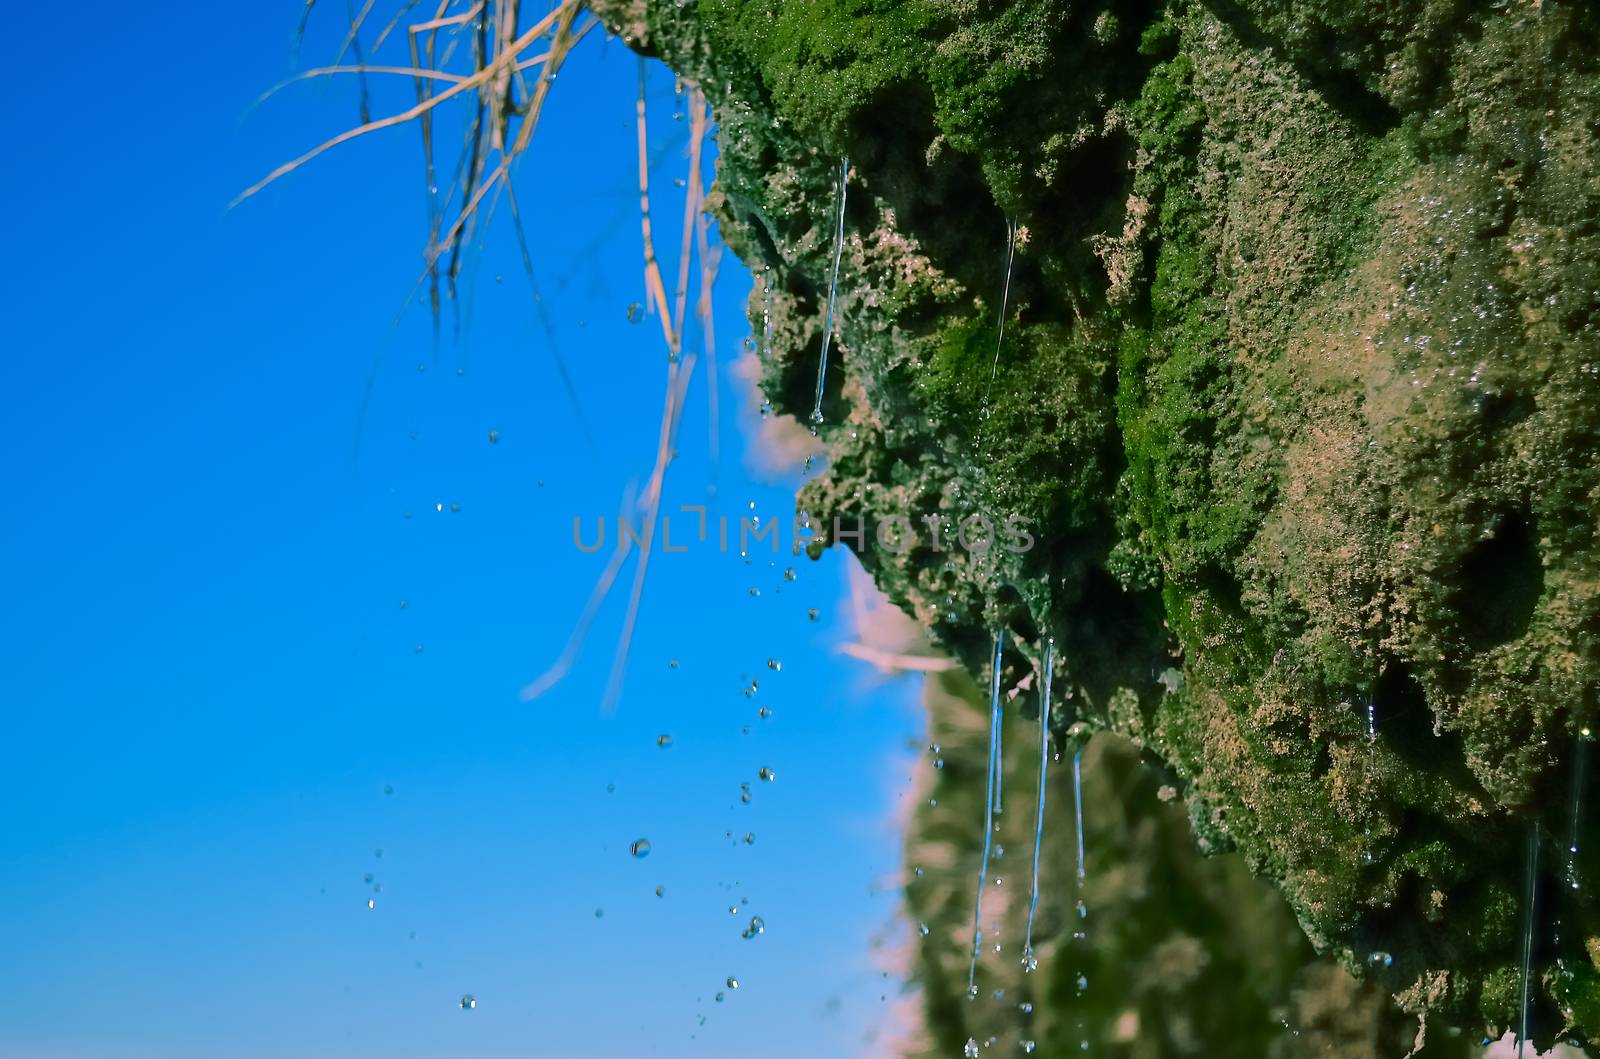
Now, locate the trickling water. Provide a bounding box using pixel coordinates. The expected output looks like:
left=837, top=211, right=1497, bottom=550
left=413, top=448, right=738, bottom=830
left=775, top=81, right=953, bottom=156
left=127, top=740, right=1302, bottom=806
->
left=993, top=699, right=1005, bottom=817
left=1569, top=729, right=1590, bottom=892
left=760, top=268, right=774, bottom=357
left=1022, top=638, right=1056, bottom=967
left=1518, top=823, right=1539, bottom=1058
left=809, top=158, right=849, bottom=427
left=1073, top=748, right=1086, bottom=882
left=967, top=631, right=1006, bottom=996
left=1073, top=737, right=1088, bottom=1052
left=980, top=216, right=1019, bottom=420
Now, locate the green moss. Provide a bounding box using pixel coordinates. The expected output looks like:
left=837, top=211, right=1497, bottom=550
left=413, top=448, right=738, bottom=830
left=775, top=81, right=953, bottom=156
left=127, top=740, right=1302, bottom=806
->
left=593, top=0, right=1600, bottom=1047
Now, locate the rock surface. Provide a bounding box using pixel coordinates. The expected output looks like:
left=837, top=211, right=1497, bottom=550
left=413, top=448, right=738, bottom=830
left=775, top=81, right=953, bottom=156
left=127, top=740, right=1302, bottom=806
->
left=592, top=0, right=1600, bottom=1045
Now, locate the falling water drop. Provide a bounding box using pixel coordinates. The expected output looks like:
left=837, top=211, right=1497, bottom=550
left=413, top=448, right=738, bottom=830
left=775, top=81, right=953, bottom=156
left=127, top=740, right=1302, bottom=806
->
left=967, top=631, right=1006, bottom=996
left=459, top=994, right=476, bottom=1010
left=809, top=157, right=849, bottom=427
left=657, top=734, right=673, bottom=749
left=626, top=302, right=644, bottom=324
left=964, top=1039, right=980, bottom=1058
left=726, top=976, right=739, bottom=990
left=630, top=838, right=652, bottom=858
left=1023, top=638, right=1056, bottom=966
left=1367, top=951, right=1393, bottom=971
left=758, top=767, right=776, bottom=782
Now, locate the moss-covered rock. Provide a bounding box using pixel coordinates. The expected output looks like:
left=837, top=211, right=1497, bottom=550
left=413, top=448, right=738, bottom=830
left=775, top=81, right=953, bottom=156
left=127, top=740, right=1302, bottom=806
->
left=593, top=0, right=1600, bottom=1047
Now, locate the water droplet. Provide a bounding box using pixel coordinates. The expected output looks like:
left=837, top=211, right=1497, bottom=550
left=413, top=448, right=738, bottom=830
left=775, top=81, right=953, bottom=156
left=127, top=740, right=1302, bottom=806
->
left=366, top=899, right=375, bottom=909
left=594, top=908, right=604, bottom=919
left=1076, top=975, right=1088, bottom=993
left=933, top=758, right=945, bottom=770
left=758, top=707, right=772, bottom=719
left=726, top=976, right=739, bottom=990
left=1019, top=1002, right=1033, bottom=1014
left=964, top=1038, right=980, bottom=1057
left=758, top=767, right=775, bottom=782
left=626, top=303, right=644, bottom=324
left=783, top=568, right=797, bottom=581
left=714, top=991, right=725, bottom=1003
left=918, top=922, right=930, bottom=936
left=459, top=994, right=476, bottom=1010
left=1023, top=1042, right=1036, bottom=1054
left=657, top=734, right=673, bottom=749
left=631, top=838, right=652, bottom=858
left=766, top=658, right=781, bottom=671
left=807, top=608, right=819, bottom=621
left=487, top=430, right=500, bottom=444
left=606, top=783, right=615, bottom=794
left=383, top=784, right=394, bottom=796
left=1367, top=951, right=1393, bottom=971
left=743, top=832, right=755, bottom=845
left=655, top=886, right=665, bottom=897
left=741, top=915, right=766, bottom=939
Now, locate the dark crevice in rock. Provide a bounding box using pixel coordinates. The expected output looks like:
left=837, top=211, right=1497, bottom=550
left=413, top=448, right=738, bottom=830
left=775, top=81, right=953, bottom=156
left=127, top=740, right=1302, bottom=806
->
left=1453, top=511, right=1543, bottom=653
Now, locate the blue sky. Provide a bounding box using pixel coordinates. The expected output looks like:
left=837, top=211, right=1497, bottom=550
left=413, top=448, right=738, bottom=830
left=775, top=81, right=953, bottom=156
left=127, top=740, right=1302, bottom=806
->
left=0, top=5, right=927, bottom=1057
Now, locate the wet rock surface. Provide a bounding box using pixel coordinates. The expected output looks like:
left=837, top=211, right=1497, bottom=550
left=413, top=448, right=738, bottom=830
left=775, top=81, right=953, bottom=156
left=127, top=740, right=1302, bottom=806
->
left=593, top=0, right=1600, bottom=1046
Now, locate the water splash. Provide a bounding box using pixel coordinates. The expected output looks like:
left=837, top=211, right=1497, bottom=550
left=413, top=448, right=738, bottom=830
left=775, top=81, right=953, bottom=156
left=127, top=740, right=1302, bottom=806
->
left=967, top=630, right=1006, bottom=996
left=980, top=216, right=1019, bottom=420
left=1518, top=823, right=1539, bottom=1058
left=809, top=158, right=849, bottom=427
left=1022, top=638, right=1056, bottom=967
